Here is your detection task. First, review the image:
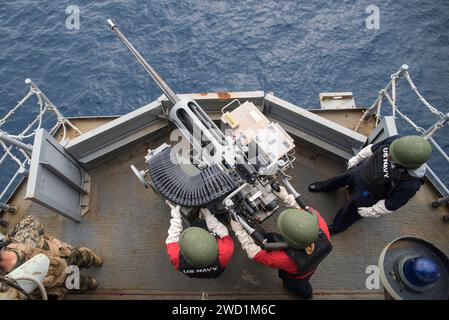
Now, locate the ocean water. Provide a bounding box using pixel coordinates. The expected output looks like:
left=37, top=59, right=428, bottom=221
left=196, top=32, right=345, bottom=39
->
left=0, top=0, right=448, bottom=189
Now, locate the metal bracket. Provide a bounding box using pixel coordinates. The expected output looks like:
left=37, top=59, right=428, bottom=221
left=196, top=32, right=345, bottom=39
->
left=25, top=129, right=91, bottom=223
left=130, top=165, right=149, bottom=189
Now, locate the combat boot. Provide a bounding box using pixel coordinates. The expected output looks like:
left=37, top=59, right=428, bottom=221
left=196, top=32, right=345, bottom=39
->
left=79, top=247, right=103, bottom=267
left=308, top=182, right=326, bottom=193
left=82, top=276, right=98, bottom=291
left=71, top=276, right=98, bottom=293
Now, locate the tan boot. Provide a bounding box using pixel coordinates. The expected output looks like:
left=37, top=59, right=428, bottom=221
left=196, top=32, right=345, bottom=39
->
left=71, top=276, right=98, bottom=293
left=85, top=277, right=98, bottom=291
left=79, top=247, right=103, bottom=267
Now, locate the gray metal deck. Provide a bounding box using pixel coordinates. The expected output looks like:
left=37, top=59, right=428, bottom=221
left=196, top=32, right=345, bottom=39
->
left=3, top=109, right=449, bottom=300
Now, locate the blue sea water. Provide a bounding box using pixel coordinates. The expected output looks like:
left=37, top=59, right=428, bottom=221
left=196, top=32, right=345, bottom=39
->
left=0, top=0, right=448, bottom=188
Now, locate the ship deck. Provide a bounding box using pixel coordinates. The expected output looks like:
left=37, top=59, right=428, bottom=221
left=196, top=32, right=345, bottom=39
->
left=3, top=108, right=449, bottom=300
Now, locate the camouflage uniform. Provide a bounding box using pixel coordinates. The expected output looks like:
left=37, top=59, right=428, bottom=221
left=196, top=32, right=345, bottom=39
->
left=1, top=215, right=47, bottom=249
left=1, top=215, right=101, bottom=298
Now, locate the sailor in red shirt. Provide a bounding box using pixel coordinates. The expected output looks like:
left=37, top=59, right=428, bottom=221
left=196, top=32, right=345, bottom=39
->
left=165, top=201, right=234, bottom=278
left=230, top=186, right=332, bottom=299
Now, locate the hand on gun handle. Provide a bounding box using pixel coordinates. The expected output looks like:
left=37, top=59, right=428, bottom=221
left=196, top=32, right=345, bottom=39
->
left=271, top=181, right=310, bottom=212
left=165, top=200, right=181, bottom=218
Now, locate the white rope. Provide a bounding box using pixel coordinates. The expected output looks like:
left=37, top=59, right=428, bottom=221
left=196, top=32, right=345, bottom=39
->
left=0, top=140, right=25, bottom=168
left=375, top=92, right=383, bottom=127
left=383, top=91, right=426, bottom=134
left=356, top=66, right=447, bottom=138
left=49, top=121, right=62, bottom=135
left=18, top=148, right=31, bottom=163
left=41, top=90, right=83, bottom=137
left=391, top=76, right=396, bottom=119
left=403, top=71, right=445, bottom=118
left=0, top=82, right=84, bottom=143
left=0, top=90, right=34, bottom=127
left=10, top=109, right=47, bottom=140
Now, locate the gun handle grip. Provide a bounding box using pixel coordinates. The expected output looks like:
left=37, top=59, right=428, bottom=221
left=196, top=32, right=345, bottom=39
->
left=271, top=181, right=281, bottom=192
left=295, top=196, right=308, bottom=210
left=250, top=229, right=267, bottom=246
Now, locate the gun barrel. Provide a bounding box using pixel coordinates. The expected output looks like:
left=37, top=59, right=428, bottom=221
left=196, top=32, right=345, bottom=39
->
left=107, top=19, right=180, bottom=104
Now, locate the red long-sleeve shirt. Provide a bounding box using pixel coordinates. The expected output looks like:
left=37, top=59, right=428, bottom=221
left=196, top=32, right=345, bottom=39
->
left=166, top=236, right=235, bottom=269
left=252, top=209, right=330, bottom=279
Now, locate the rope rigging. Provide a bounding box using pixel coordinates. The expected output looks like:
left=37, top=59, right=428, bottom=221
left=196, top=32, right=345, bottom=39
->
left=355, top=65, right=448, bottom=138
left=0, top=79, right=83, bottom=202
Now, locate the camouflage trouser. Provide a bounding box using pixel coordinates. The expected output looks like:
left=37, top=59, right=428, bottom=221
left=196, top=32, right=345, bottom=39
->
left=3, top=216, right=99, bottom=297
left=64, top=247, right=98, bottom=269
left=1, top=215, right=46, bottom=248
left=3, top=215, right=99, bottom=269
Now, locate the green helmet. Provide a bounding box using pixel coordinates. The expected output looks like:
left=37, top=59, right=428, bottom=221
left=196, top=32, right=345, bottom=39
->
left=277, top=209, right=319, bottom=249
left=179, top=227, right=218, bottom=267
left=389, top=135, right=432, bottom=170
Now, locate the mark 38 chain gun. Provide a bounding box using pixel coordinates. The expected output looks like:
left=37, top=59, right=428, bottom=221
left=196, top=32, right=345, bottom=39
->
left=108, top=19, right=307, bottom=249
